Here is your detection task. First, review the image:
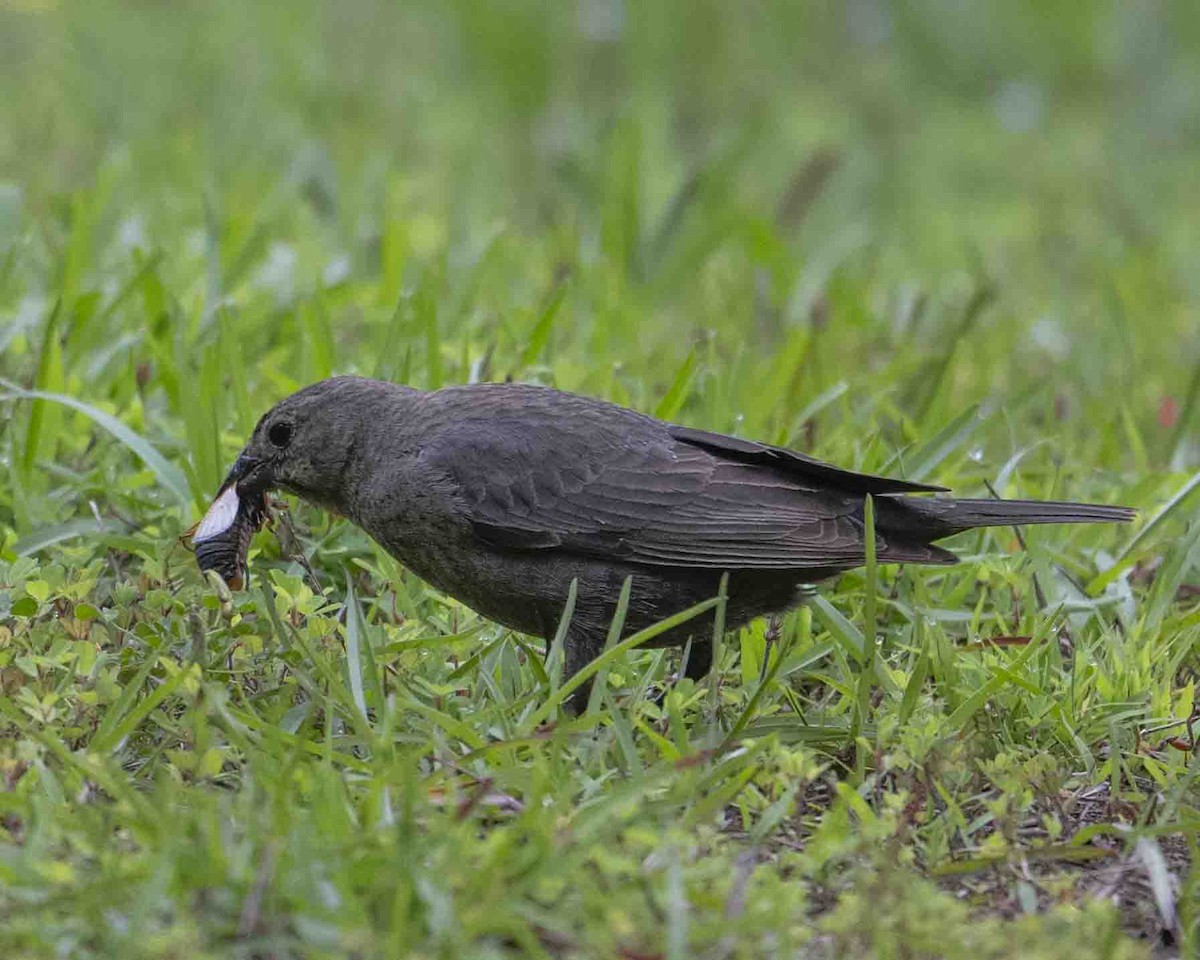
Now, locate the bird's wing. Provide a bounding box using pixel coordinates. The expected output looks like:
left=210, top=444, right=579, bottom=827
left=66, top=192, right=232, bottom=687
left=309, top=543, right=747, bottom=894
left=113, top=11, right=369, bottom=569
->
left=667, top=425, right=947, bottom=495
left=419, top=409, right=946, bottom=569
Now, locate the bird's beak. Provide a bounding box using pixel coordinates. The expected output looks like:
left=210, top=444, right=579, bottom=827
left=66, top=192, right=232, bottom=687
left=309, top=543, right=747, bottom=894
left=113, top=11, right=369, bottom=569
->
left=221, top=451, right=272, bottom=494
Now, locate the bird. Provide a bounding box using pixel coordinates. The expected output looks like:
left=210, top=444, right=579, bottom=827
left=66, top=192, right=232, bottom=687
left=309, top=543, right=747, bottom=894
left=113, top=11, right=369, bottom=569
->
left=199, top=375, right=1134, bottom=711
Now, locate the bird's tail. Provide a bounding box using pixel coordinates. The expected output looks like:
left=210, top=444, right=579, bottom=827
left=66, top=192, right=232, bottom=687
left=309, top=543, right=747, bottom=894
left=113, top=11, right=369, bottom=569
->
left=881, top=496, right=1135, bottom=541
left=931, top=498, right=1135, bottom=528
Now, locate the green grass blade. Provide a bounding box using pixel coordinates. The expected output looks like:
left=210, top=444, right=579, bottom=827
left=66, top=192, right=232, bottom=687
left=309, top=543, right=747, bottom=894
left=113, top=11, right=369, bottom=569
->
left=1088, top=467, right=1200, bottom=593
left=2, top=386, right=192, bottom=509
left=810, top=594, right=865, bottom=663
left=520, top=282, right=569, bottom=368
left=343, top=573, right=374, bottom=728
left=654, top=346, right=698, bottom=421
left=705, top=571, right=729, bottom=721
left=21, top=299, right=63, bottom=477
left=587, top=575, right=632, bottom=715
left=546, top=578, right=579, bottom=702
left=527, top=595, right=722, bottom=729
left=91, top=663, right=200, bottom=754
left=886, top=402, right=987, bottom=482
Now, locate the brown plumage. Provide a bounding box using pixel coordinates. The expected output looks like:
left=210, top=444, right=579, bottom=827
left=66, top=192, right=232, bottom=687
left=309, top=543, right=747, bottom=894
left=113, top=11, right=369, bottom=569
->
left=199, top=376, right=1134, bottom=709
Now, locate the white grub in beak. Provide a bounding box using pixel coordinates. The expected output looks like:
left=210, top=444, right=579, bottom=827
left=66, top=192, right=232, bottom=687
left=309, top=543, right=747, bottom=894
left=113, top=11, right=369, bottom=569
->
left=194, top=485, right=240, bottom=542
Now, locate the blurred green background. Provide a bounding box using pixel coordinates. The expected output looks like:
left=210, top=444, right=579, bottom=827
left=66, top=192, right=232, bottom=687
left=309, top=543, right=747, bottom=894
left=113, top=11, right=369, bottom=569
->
left=1, top=2, right=1198, bottom=957
left=3, top=0, right=1200, bottom=514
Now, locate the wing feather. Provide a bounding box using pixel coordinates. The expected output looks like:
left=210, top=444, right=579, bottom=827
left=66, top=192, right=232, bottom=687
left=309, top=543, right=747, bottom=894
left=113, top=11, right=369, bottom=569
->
left=416, top=386, right=948, bottom=569
left=668, top=425, right=947, bottom=494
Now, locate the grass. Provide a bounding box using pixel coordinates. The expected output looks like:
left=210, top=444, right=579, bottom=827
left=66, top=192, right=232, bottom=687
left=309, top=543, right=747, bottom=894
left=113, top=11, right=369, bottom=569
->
left=1, top=1, right=1199, bottom=957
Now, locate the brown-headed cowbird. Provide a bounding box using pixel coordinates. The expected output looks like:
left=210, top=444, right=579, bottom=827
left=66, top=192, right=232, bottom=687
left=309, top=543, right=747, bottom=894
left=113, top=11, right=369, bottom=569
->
left=199, top=376, right=1133, bottom=709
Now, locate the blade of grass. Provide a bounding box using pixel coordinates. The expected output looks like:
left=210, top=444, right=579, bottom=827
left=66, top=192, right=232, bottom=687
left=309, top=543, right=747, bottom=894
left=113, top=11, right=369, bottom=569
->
left=89, top=652, right=164, bottom=752
left=520, top=281, right=569, bottom=368
left=705, top=572, right=730, bottom=724
left=654, top=346, right=698, bottom=421
left=902, top=282, right=995, bottom=424
left=810, top=594, right=865, bottom=663
left=785, top=380, right=847, bottom=446
left=21, top=299, right=63, bottom=477
left=526, top=595, right=723, bottom=730
left=345, top=571, right=386, bottom=729
left=0, top=697, right=161, bottom=839
left=1088, top=467, right=1200, bottom=594
left=722, top=619, right=795, bottom=747
left=587, top=576, right=633, bottom=715
left=2, top=386, right=192, bottom=509
left=91, top=663, right=200, bottom=754
left=1168, top=359, right=1200, bottom=466
left=14, top=517, right=126, bottom=556
left=417, top=267, right=443, bottom=390
left=546, top=578, right=579, bottom=703
left=884, top=402, right=988, bottom=482
left=943, top=612, right=1058, bottom=732
left=857, top=495, right=879, bottom=778
left=898, top=622, right=930, bottom=728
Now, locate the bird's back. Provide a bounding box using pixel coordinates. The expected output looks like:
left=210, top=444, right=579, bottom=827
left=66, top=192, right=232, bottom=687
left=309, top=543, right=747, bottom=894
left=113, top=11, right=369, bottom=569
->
left=402, top=383, right=958, bottom=571
left=414, top=382, right=1128, bottom=568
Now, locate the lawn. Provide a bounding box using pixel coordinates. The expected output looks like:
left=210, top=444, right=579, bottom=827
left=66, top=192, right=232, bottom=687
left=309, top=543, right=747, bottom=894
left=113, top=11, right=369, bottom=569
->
left=1, top=2, right=1198, bottom=957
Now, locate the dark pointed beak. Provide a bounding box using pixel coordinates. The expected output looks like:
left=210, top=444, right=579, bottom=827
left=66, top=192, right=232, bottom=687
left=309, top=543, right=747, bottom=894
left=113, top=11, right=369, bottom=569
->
left=221, top=452, right=271, bottom=493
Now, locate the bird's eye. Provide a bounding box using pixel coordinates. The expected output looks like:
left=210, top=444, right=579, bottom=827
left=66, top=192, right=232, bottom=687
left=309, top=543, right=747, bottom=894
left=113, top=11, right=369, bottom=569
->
left=267, top=421, right=294, bottom=448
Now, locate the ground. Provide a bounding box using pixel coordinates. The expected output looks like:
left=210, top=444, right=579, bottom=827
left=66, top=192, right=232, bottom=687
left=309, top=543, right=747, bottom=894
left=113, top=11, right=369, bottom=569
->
left=0, top=2, right=1198, bottom=957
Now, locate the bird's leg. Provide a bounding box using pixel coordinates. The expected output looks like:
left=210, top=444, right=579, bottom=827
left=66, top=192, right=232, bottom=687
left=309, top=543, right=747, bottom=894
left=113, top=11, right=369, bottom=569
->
left=647, top=636, right=715, bottom=709
left=682, top=637, right=713, bottom=683
left=562, top=628, right=606, bottom=715
left=563, top=627, right=713, bottom=714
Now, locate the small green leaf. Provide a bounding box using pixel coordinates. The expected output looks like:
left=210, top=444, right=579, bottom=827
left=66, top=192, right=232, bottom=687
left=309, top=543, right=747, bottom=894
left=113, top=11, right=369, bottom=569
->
left=198, top=747, right=225, bottom=779
left=74, top=602, right=100, bottom=621
left=11, top=596, right=38, bottom=617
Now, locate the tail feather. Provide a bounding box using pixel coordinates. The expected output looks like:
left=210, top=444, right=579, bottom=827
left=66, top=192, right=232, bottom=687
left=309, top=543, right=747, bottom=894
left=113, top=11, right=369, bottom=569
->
left=933, top=498, right=1136, bottom=528
left=882, top=496, right=1135, bottom=542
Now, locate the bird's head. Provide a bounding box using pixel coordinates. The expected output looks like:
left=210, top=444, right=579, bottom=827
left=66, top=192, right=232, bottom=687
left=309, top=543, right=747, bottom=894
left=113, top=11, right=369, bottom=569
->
left=221, top=376, right=396, bottom=509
